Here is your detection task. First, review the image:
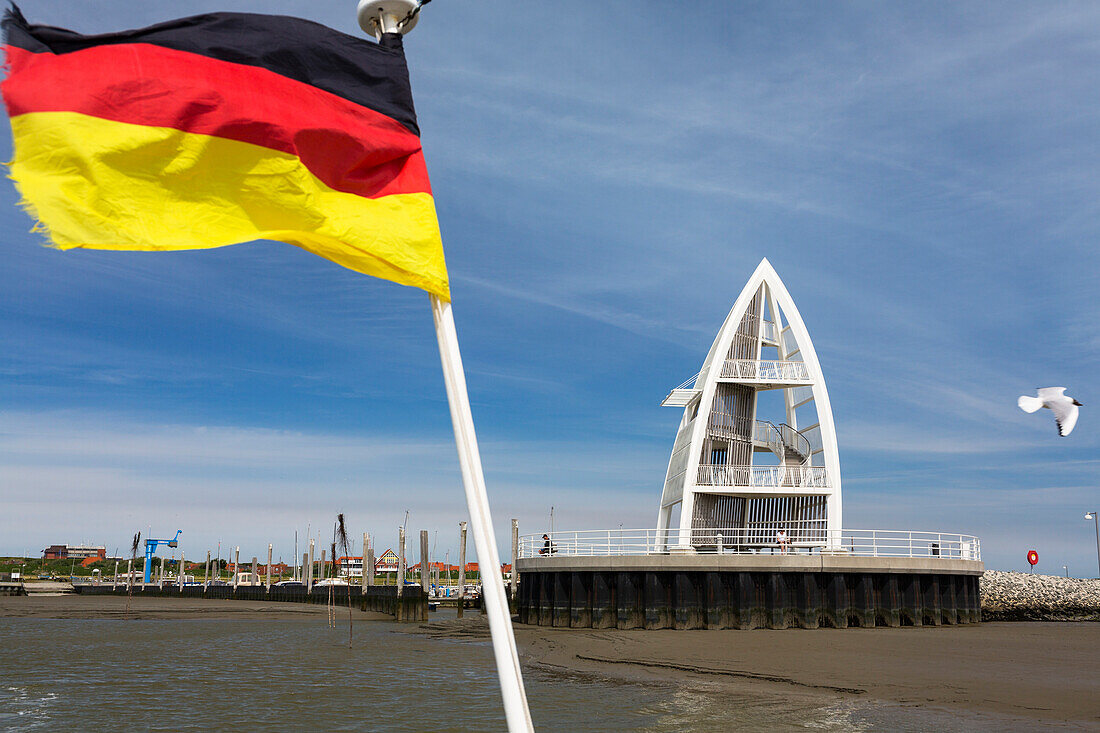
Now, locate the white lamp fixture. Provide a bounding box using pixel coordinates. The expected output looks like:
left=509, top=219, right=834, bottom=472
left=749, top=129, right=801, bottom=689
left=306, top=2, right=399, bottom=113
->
left=357, top=0, right=420, bottom=37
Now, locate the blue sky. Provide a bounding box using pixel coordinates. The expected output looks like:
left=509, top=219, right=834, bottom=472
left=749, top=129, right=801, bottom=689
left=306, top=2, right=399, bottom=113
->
left=1, top=1, right=1098, bottom=574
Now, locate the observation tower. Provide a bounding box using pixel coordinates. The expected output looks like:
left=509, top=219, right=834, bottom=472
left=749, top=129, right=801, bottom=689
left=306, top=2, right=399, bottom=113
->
left=514, top=259, right=984, bottom=630
left=657, top=258, right=840, bottom=552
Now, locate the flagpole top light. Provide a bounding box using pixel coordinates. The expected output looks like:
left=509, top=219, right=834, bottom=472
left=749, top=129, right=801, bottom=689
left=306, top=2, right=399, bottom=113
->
left=358, top=0, right=420, bottom=36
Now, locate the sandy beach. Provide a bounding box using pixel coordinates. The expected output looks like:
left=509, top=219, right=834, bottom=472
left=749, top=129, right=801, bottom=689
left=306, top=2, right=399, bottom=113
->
left=0, top=593, right=391, bottom=621
left=406, top=616, right=1100, bottom=728
left=515, top=622, right=1100, bottom=727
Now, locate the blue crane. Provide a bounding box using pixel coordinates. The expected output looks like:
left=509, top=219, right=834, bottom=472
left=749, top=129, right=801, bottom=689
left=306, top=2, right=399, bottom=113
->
left=143, top=530, right=182, bottom=583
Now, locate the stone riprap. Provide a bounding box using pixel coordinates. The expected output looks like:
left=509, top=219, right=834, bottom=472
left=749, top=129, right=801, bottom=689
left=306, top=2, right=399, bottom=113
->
left=981, top=570, right=1100, bottom=621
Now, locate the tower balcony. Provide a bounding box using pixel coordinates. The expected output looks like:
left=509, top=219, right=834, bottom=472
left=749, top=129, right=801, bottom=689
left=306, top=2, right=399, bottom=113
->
left=696, top=464, right=830, bottom=493
left=660, top=358, right=813, bottom=406
left=660, top=373, right=701, bottom=407
left=718, top=359, right=812, bottom=387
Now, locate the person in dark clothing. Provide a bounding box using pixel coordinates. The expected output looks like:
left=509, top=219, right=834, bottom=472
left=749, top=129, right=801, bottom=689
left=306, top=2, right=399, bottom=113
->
left=538, top=534, right=555, bottom=555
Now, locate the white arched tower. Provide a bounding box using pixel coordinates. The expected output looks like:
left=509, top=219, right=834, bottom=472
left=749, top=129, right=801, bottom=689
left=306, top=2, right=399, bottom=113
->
left=657, top=259, right=841, bottom=550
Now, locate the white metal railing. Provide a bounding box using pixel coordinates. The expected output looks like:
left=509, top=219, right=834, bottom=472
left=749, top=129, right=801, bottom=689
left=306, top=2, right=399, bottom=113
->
left=519, top=528, right=981, bottom=560
left=720, top=359, right=811, bottom=382
left=753, top=420, right=784, bottom=454
left=671, top=372, right=700, bottom=391
left=777, top=423, right=810, bottom=459
left=696, top=464, right=829, bottom=488
left=752, top=421, right=810, bottom=463
left=761, top=320, right=779, bottom=344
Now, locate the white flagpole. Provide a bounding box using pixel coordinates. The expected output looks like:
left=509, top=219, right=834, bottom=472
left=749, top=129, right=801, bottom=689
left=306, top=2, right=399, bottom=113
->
left=431, top=294, right=534, bottom=732
left=355, top=5, right=532, bottom=728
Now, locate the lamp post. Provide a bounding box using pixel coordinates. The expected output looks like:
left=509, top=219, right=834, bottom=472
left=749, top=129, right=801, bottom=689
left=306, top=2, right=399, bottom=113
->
left=1086, top=512, right=1100, bottom=579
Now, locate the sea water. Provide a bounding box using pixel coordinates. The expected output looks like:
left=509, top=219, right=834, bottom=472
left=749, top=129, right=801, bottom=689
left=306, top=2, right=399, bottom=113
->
left=0, top=610, right=1070, bottom=731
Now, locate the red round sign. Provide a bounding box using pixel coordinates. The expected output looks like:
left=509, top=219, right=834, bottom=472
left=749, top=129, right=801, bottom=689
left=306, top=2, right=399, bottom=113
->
left=1027, top=550, right=1039, bottom=566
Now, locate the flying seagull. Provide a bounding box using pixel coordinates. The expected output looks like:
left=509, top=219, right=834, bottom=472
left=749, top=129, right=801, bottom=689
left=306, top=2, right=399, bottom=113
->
left=1018, top=387, right=1082, bottom=437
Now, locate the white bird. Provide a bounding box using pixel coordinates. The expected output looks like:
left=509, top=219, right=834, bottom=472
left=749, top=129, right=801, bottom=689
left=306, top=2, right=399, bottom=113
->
left=1018, top=387, right=1082, bottom=437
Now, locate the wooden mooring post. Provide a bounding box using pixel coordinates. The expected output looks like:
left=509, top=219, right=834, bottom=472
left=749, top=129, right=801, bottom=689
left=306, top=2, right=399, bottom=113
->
left=366, top=543, right=376, bottom=587
left=398, top=526, right=406, bottom=597
left=457, top=520, right=467, bottom=619
left=266, top=544, right=273, bottom=592
left=511, top=519, right=519, bottom=602
left=306, top=540, right=314, bottom=591
left=178, top=553, right=185, bottom=591
left=367, top=528, right=376, bottom=585
left=420, top=530, right=429, bottom=594
left=205, top=551, right=211, bottom=591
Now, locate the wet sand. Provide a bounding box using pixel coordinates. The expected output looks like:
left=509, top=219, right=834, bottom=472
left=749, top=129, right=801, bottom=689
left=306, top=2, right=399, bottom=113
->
left=0, top=593, right=391, bottom=620
left=513, top=621, right=1100, bottom=727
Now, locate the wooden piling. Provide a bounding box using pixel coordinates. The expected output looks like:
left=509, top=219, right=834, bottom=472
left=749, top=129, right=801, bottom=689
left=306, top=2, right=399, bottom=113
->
left=366, top=543, right=376, bottom=588
left=510, top=519, right=519, bottom=602
left=420, top=530, right=429, bottom=594
left=397, top=526, right=406, bottom=597
left=205, top=551, right=211, bottom=592
left=457, top=521, right=467, bottom=618
left=178, top=553, right=185, bottom=591
left=266, top=544, right=273, bottom=592
left=306, top=541, right=314, bottom=591
left=159, top=555, right=166, bottom=587
left=233, top=548, right=240, bottom=592
left=367, top=528, right=376, bottom=585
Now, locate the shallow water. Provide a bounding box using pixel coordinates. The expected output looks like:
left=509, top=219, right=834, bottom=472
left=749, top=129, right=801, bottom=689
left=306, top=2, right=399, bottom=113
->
left=0, top=610, right=1070, bottom=731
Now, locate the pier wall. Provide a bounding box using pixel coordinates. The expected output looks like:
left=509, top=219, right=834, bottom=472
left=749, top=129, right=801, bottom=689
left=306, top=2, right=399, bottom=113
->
left=74, top=584, right=428, bottom=622
left=515, top=557, right=983, bottom=630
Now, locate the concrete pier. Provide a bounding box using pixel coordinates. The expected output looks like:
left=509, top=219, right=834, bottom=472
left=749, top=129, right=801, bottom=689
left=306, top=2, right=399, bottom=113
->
left=516, top=555, right=983, bottom=629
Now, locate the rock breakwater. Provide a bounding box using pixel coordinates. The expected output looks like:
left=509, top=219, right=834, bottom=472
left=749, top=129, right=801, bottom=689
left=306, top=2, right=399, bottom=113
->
left=981, top=570, right=1100, bottom=621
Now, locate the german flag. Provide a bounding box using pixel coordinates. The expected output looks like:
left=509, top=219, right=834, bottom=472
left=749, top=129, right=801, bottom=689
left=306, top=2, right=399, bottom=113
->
left=1, top=7, right=448, bottom=300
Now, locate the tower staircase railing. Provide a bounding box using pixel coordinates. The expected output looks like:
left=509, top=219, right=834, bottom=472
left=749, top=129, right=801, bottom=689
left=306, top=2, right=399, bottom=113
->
left=761, top=319, right=779, bottom=345
left=752, top=420, right=810, bottom=465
